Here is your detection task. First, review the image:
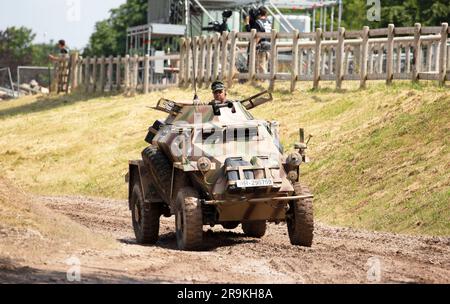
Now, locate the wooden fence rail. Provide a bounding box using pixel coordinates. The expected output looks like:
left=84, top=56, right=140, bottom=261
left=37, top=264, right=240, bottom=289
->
left=54, top=23, right=449, bottom=95
left=57, top=53, right=181, bottom=95
left=180, top=23, right=450, bottom=92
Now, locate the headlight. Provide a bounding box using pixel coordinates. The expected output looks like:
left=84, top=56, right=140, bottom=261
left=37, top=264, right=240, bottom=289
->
left=287, top=152, right=302, bottom=167
left=287, top=170, right=298, bottom=182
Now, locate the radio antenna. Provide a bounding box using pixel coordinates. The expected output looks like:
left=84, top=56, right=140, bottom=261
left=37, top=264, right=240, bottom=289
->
left=188, top=1, right=199, bottom=103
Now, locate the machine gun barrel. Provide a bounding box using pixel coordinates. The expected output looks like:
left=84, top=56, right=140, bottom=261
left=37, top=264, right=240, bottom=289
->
left=239, top=91, right=273, bottom=110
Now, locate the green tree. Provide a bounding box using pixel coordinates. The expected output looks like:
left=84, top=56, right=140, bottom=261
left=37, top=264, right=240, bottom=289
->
left=339, top=0, right=450, bottom=29
left=31, top=41, right=58, bottom=67
left=84, top=0, right=147, bottom=56
left=0, top=26, right=35, bottom=78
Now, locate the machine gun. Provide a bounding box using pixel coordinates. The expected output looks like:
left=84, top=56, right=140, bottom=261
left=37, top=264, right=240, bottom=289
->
left=239, top=91, right=273, bottom=110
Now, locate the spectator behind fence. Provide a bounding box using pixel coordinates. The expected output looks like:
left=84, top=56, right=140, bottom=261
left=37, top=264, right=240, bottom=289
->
left=244, top=7, right=272, bottom=76
left=48, top=40, right=70, bottom=62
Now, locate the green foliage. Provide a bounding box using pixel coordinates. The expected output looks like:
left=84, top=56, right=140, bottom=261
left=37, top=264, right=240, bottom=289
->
left=31, top=42, right=58, bottom=67
left=84, top=0, right=448, bottom=56
left=0, top=27, right=35, bottom=75
left=84, top=0, right=147, bottom=57
left=312, top=0, right=450, bottom=30
left=0, top=27, right=61, bottom=75
left=374, top=0, right=449, bottom=27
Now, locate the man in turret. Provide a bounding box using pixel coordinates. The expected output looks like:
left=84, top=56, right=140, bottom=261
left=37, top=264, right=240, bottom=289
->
left=210, top=81, right=229, bottom=104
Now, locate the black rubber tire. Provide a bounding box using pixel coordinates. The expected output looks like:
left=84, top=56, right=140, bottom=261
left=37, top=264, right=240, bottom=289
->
left=242, top=221, right=267, bottom=238
left=142, top=146, right=173, bottom=204
left=222, top=222, right=240, bottom=230
left=131, top=182, right=160, bottom=244
left=286, top=183, right=314, bottom=247
left=175, top=187, right=203, bottom=251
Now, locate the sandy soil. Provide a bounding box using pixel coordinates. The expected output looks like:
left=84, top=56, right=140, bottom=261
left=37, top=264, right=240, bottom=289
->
left=1, top=195, right=449, bottom=284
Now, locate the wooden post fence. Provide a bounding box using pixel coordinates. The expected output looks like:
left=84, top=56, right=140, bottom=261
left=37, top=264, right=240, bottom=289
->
left=51, top=23, right=448, bottom=97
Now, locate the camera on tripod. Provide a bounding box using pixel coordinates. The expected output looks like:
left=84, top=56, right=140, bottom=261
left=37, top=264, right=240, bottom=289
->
left=202, top=10, right=233, bottom=33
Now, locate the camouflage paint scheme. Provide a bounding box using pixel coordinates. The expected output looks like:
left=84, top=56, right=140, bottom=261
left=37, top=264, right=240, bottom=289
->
left=148, top=99, right=303, bottom=222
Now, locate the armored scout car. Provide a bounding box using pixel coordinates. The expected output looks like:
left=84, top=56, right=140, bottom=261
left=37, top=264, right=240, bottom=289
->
left=126, top=91, right=314, bottom=250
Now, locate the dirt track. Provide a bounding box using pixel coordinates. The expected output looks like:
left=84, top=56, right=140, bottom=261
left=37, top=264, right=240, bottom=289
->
left=2, top=195, right=450, bottom=284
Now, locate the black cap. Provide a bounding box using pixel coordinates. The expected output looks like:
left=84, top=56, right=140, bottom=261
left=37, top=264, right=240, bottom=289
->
left=211, top=81, right=225, bottom=92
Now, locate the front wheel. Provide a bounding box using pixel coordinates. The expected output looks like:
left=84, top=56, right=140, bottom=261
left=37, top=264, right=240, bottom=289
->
left=131, top=181, right=161, bottom=244
left=286, top=183, right=314, bottom=247
left=175, top=188, right=203, bottom=251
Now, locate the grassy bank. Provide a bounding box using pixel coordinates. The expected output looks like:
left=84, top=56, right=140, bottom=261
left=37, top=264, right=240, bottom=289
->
left=0, top=81, right=449, bottom=235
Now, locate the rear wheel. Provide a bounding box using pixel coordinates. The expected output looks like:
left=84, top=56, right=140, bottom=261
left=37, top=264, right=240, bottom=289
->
left=242, top=221, right=267, bottom=238
left=175, top=188, right=203, bottom=251
left=286, top=183, right=314, bottom=247
left=131, top=181, right=160, bottom=244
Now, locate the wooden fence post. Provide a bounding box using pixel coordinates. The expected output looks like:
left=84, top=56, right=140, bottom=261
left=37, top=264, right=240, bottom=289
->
left=269, top=29, right=278, bottom=93
left=368, top=45, right=374, bottom=74
left=378, top=44, right=384, bottom=73
left=212, top=33, right=220, bottom=82
left=228, top=31, right=237, bottom=88
left=205, top=36, right=213, bottom=85
left=426, top=42, right=433, bottom=72
left=396, top=44, right=402, bottom=73
left=70, top=52, right=79, bottom=90
left=360, top=26, right=369, bottom=89
left=107, top=55, right=113, bottom=92
left=321, top=47, right=327, bottom=75
left=313, top=28, right=322, bottom=90
left=412, top=23, right=422, bottom=82
left=307, top=49, right=312, bottom=75
left=91, top=56, right=97, bottom=93
left=144, top=54, right=150, bottom=94
left=344, top=46, right=350, bottom=75
left=249, top=29, right=257, bottom=82
left=193, top=37, right=199, bottom=85
left=131, top=54, right=138, bottom=96
left=386, top=24, right=395, bottom=85
left=78, top=56, right=83, bottom=87
left=124, top=55, right=130, bottom=95
left=198, top=36, right=205, bottom=87
left=63, top=55, right=71, bottom=92
left=116, top=55, right=122, bottom=91
left=290, top=30, right=299, bottom=92
left=406, top=44, right=411, bottom=73
left=99, top=56, right=105, bottom=93
left=299, top=47, right=304, bottom=76
left=84, top=56, right=90, bottom=93
left=335, top=27, right=345, bottom=89
left=220, top=31, right=228, bottom=81
left=439, top=23, right=448, bottom=85
left=435, top=42, right=440, bottom=72
left=329, top=47, right=334, bottom=74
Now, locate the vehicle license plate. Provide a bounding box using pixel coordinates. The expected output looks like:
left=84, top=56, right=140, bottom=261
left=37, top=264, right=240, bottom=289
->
left=236, top=179, right=274, bottom=188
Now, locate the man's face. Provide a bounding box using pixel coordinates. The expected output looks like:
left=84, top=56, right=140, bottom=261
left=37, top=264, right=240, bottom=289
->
left=213, top=90, right=226, bottom=103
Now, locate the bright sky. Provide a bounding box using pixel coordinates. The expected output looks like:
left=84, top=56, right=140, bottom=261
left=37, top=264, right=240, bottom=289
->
left=0, top=0, right=127, bottom=50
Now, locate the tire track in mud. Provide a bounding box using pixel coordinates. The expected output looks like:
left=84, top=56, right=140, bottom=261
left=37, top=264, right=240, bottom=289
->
left=33, top=195, right=450, bottom=284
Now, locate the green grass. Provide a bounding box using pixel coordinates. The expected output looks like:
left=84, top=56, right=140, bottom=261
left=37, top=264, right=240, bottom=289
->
left=0, top=81, right=449, bottom=235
